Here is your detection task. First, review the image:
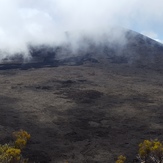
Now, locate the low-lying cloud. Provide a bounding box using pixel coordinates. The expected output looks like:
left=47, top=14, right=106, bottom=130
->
left=0, top=0, right=162, bottom=57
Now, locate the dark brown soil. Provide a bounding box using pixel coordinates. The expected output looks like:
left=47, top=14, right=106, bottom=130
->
left=0, top=61, right=163, bottom=163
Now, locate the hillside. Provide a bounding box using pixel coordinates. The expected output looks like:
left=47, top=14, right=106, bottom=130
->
left=0, top=30, right=163, bottom=162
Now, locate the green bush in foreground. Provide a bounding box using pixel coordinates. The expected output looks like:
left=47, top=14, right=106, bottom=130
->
left=0, top=130, right=30, bottom=163
left=116, top=139, right=163, bottom=163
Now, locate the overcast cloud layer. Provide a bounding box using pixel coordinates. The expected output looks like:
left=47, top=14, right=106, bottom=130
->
left=0, top=0, right=162, bottom=56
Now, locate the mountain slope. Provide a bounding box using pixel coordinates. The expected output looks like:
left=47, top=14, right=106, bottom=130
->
left=0, top=29, right=163, bottom=162
left=1, top=28, right=163, bottom=71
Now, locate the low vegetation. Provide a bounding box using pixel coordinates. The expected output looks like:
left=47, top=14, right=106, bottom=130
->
left=116, top=139, right=163, bottom=163
left=1, top=130, right=163, bottom=163
left=0, top=130, right=30, bottom=163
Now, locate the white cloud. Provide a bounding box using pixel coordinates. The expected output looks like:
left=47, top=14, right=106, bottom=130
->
left=155, top=39, right=163, bottom=44
left=141, top=31, right=163, bottom=43
left=0, top=0, right=162, bottom=55
left=141, top=31, right=158, bottom=39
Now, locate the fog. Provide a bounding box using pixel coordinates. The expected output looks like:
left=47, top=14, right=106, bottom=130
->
left=0, top=0, right=162, bottom=58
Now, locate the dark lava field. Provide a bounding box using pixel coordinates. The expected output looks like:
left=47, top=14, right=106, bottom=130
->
left=0, top=59, right=163, bottom=163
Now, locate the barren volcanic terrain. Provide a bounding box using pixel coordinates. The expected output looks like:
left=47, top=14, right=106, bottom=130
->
left=0, top=59, right=163, bottom=163
left=1, top=30, right=163, bottom=163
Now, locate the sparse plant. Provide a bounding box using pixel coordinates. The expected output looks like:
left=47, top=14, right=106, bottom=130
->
left=0, top=129, right=30, bottom=163
left=116, top=139, right=163, bottom=163
left=115, top=155, right=126, bottom=163
left=13, top=130, right=30, bottom=149
left=138, top=139, right=163, bottom=163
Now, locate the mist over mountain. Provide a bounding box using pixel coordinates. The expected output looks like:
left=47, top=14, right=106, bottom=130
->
left=1, top=1, right=163, bottom=162
left=1, top=28, right=163, bottom=71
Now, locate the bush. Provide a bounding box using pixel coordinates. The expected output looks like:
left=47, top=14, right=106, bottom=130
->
left=0, top=130, right=30, bottom=163
left=115, top=155, right=126, bottom=163
left=116, top=139, right=163, bottom=163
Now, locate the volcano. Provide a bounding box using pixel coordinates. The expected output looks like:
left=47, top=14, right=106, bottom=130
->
left=1, top=29, right=163, bottom=70
left=0, top=29, right=163, bottom=163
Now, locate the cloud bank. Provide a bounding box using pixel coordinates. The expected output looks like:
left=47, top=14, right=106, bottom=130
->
left=0, top=0, right=162, bottom=56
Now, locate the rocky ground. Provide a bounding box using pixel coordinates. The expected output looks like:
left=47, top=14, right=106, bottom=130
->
left=0, top=60, right=163, bottom=163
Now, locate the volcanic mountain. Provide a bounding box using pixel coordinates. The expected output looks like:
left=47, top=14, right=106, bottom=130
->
left=1, top=29, right=163, bottom=70
left=0, top=29, right=163, bottom=163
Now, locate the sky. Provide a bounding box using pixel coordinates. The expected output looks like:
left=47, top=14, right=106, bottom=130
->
left=0, top=0, right=163, bottom=55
